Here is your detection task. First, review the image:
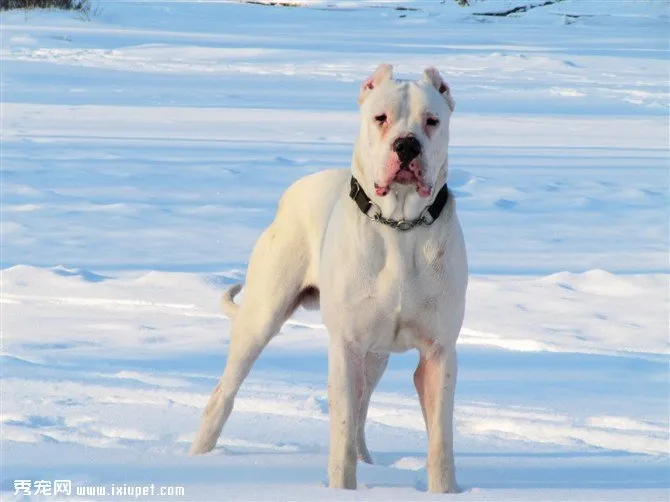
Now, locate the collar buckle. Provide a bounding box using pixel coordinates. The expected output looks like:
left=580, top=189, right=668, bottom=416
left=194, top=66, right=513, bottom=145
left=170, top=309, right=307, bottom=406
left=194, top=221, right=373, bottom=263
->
left=365, top=205, right=382, bottom=221
left=419, top=206, right=435, bottom=226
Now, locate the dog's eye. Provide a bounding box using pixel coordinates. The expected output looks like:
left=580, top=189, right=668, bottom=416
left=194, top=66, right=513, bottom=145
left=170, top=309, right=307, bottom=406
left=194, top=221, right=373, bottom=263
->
left=374, top=113, right=387, bottom=125
left=426, top=117, right=440, bottom=127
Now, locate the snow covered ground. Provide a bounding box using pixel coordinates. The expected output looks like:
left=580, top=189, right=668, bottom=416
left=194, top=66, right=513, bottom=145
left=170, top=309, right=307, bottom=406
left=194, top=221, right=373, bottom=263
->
left=1, top=0, right=669, bottom=500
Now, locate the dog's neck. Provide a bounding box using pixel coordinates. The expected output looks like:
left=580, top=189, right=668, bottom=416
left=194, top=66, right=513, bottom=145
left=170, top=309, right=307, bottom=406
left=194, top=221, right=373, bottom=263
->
left=352, top=154, right=448, bottom=221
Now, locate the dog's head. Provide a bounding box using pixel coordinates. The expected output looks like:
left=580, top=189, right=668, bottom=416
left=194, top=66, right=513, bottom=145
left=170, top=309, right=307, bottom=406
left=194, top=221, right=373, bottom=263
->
left=354, top=64, right=455, bottom=202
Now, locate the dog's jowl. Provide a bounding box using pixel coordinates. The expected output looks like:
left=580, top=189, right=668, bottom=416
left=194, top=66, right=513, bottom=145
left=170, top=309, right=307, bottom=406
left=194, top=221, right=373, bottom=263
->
left=191, top=64, right=468, bottom=494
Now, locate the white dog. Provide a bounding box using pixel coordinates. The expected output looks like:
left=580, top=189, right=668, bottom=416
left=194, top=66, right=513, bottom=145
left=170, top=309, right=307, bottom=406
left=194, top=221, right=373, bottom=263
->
left=190, top=64, right=468, bottom=494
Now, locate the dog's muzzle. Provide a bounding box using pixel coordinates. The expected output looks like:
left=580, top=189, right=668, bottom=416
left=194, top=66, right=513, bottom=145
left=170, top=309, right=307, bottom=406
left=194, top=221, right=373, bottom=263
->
left=392, top=136, right=422, bottom=165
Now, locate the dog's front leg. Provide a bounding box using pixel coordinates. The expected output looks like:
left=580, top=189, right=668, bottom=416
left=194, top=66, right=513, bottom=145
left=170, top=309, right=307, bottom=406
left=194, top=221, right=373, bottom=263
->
left=357, top=352, right=389, bottom=464
left=414, top=347, right=458, bottom=493
left=327, top=339, right=363, bottom=490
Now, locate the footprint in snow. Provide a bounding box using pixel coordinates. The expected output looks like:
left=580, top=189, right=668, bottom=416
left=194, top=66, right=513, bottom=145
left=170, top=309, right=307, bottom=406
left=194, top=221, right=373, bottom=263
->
left=276, top=156, right=298, bottom=166
left=4, top=414, right=65, bottom=429
left=448, top=168, right=479, bottom=188
left=494, top=198, right=518, bottom=210
left=51, top=265, right=108, bottom=283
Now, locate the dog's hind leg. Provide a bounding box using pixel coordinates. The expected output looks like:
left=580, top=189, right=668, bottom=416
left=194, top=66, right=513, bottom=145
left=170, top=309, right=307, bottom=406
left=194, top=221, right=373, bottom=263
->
left=190, top=223, right=309, bottom=455
left=356, top=352, right=389, bottom=464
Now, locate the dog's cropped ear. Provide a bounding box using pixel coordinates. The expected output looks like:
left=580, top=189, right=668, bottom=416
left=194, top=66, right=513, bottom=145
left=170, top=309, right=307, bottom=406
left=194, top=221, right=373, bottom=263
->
left=423, top=67, right=455, bottom=112
left=358, top=64, right=394, bottom=105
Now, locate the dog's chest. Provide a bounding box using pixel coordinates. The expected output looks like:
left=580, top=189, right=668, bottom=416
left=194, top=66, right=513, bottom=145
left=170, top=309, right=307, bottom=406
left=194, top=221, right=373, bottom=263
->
left=353, top=235, right=452, bottom=352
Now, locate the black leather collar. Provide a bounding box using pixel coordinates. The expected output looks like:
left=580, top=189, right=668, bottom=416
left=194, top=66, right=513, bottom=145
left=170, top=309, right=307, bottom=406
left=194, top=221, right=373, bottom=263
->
left=349, top=177, right=450, bottom=231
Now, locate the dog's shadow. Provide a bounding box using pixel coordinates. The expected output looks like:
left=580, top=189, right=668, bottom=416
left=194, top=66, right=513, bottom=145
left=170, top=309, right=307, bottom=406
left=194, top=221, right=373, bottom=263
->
left=360, top=449, right=669, bottom=492
left=191, top=445, right=668, bottom=492
left=357, top=452, right=429, bottom=491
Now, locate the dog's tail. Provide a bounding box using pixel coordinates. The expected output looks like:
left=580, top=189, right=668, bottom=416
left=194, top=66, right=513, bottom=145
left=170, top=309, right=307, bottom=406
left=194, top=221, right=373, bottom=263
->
left=221, top=283, right=243, bottom=319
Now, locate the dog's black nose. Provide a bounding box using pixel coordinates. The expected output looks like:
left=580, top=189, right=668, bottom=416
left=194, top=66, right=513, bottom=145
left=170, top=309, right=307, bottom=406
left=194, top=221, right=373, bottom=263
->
left=392, top=136, right=422, bottom=164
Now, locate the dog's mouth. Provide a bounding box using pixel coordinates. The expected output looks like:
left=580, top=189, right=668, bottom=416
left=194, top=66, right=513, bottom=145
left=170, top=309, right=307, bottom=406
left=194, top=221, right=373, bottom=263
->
left=375, top=170, right=432, bottom=198
left=375, top=158, right=432, bottom=198
left=393, top=166, right=433, bottom=197
left=393, top=168, right=419, bottom=185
